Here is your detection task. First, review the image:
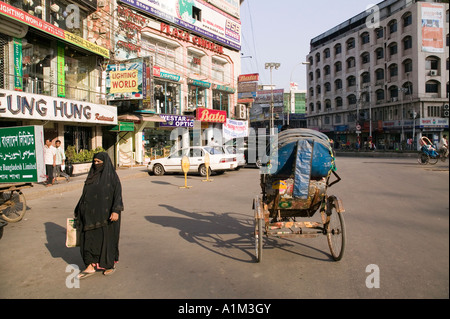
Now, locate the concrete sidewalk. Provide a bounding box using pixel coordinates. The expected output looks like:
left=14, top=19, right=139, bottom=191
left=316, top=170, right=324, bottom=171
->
left=20, top=165, right=149, bottom=201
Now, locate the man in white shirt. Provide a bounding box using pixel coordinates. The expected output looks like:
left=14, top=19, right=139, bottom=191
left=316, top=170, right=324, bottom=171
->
left=44, top=138, right=56, bottom=186
left=54, top=140, right=70, bottom=182
left=440, top=134, right=448, bottom=158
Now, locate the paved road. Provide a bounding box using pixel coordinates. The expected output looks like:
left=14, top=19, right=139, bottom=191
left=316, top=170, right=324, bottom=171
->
left=0, top=157, right=448, bottom=299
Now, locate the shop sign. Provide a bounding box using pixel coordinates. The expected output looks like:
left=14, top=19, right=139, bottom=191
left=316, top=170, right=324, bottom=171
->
left=0, top=2, right=109, bottom=58
left=196, top=108, right=226, bottom=123
left=159, top=114, right=194, bottom=128
left=0, top=88, right=117, bottom=125
left=13, top=38, right=22, bottom=92
left=238, top=73, right=259, bottom=82
left=238, top=81, right=257, bottom=93
left=0, top=125, right=45, bottom=183
left=335, top=125, right=349, bottom=132
left=419, top=117, right=448, bottom=128
left=109, top=121, right=135, bottom=132
left=212, top=84, right=235, bottom=94
left=188, top=79, right=211, bottom=88
left=106, top=61, right=143, bottom=100
left=57, top=43, right=65, bottom=97
left=153, top=67, right=181, bottom=82
left=120, top=0, right=241, bottom=51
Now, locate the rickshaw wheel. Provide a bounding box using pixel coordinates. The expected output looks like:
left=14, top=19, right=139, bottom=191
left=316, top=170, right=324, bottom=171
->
left=326, top=202, right=346, bottom=261
left=417, top=153, right=429, bottom=165
left=0, top=191, right=27, bottom=223
left=428, top=156, right=438, bottom=165
left=254, top=217, right=263, bottom=263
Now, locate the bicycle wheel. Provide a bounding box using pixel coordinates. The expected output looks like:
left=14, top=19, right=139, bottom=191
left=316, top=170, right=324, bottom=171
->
left=254, top=217, right=263, bottom=262
left=428, top=156, right=439, bottom=165
left=417, top=153, right=429, bottom=165
left=0, top=191, right=27, bottom=223
left=326, top=202, right=346, bottom=261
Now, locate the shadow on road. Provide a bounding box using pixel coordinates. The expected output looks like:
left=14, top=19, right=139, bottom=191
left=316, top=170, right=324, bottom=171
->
left=145, top=204, right=332, bottom=263
left=44, top=222, right=83, bottom=267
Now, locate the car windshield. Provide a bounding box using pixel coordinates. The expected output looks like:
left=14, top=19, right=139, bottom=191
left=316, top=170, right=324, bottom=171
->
left=204, top=146, right=225, bottom=155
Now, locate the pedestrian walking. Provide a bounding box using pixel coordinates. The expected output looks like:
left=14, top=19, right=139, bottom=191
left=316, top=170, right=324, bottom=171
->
left=74, top=152, right=124, bottom=279
left=54, top=140, right=70, bottom=182
left=44, top=138, right=56, bottom=187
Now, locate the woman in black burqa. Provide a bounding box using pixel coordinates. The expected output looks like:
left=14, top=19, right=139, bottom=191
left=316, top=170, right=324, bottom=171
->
left=74, top=152, right=124, bottom=279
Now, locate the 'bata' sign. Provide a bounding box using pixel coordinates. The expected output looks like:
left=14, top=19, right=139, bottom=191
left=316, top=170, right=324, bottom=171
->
left=238, top=73, right=259, bottom=82
left=196, top=108, right=227, bottom=123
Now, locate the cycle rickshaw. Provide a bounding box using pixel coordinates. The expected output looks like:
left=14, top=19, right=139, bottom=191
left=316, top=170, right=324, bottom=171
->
left=253, top=129, right=345, bottom=262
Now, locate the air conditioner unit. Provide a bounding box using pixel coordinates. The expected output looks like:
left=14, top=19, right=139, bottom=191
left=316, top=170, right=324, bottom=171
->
left=391, top=97, right=398, bottom=102
left=236, top=104, right=247, bottom=120
left=430, top=70, right=438, bottom=76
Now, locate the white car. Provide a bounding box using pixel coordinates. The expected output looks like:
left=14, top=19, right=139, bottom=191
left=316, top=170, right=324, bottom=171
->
left=147, top=146, right=237, bottom=176
left=224, top=145, right=246, bottom=169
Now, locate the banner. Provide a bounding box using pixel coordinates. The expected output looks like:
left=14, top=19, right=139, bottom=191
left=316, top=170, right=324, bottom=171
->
left=223, top=118, right=248, bottom=140
left=57, top=43, right=65, bottom=97
left=106, top=61, right=143, bottom=100
left=13, top=38, right=22, bottom=91
left=421, top=3, right=445, bottom=53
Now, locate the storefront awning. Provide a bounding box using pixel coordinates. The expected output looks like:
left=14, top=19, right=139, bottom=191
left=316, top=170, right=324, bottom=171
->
left=117, top=113, right=166, bottom=123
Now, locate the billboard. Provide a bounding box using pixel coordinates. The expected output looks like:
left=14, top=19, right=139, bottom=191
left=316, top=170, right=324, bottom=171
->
left=119, top=0, right=241, bottom=51
left=106, top=60, right=144, bottom=100
left=421, top=3, right=445, bottom=53
left=0, top=126, right=45, bottom=183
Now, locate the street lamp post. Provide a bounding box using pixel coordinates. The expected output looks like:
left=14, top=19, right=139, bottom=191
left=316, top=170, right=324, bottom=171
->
left=288, top=62, right=310, bottom=126
left=265, top=62, right=280, bottom=135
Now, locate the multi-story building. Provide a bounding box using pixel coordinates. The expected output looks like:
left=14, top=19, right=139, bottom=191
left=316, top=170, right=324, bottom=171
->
left=108, top=0, right=242, bottom=164
left=306, top=0, right=449, bottom=150
left=0, top=0, right=117, bottom=171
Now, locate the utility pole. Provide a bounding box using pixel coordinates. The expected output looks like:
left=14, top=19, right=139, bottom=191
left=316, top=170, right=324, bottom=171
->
left=265, top=62, right=280, bottom=135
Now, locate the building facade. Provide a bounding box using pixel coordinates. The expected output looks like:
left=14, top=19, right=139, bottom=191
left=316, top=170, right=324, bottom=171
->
left=108, top=0, right=242, bottom=165
left=306, top=0, right=449, bottom=150
left=0, top=0, right=117, bottom=172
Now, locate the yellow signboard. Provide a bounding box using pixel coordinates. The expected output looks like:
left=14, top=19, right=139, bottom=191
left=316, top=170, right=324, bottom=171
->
left=110, top=70, right=139, bottom=93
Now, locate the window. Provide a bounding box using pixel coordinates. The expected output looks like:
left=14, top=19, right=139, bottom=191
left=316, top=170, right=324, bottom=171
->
left=316, top=69, right=321, bottom=79
left=361, top=32, right=370, bottom=45
left=212, top=58, right=227, bottom=82
left=427, top=106, right=441, bottom=117
left=213, top=90, right=230, bottom=112
left=154, top=80, right=180, bottom=114
left=347, top=76, right=356, bottom=87
left=316, top=52, right=321, bottom=63
left=403, top=36, right=412, bottom=51
left=325, top=82, right=331, bottom=92
left=361, top=52, right=370, bottom=64
left=376, top=89, right=385, bottom=101
left=347, top=38, right=355, bottom=50
left=375, top=47, right=384, bottom=60
left=316, top=102, right=321, bottom=111
left=316, top=85, right=321, bottom=95
left=335, top=44, right=342, bottom=55
left=335, top=97, right=343, bottom=107
left=188, top=51, right=203, bottom=75
left=425, top=81, right=439, bottom=93
left=347, top=94, right=357, bottom=105
left=375, top=68, right=384, bottom=81
left=335, top=79, right=343, bottom=90
left=389, top=20, right=397, bottom=34
left=403, top=82, right=413, bottom=95
left=389, top=43, right=398, bottom=56
left=347, top=57, right=355, bottom=69
left=425, top=56, right=439, bottom=70
left=324, top=48, right=331, bottom=59
left=46, top=0, right=87, bottom=37
left=389, top=64, right=398, bottom=77
left=375, top=27, right=384, bottom=39
left=309, top=72, right=314, bottom=81
left=64, top=126, right=92, bottom=152
left=403, top=59, right=413, bottom=73
left=390, top=86, right=399, bottom=99
left=324, top=65, right=330, bottom=76
left=325, top=99, right=332, bottom=109
left=335, top=61, right=342, bottom=73
left=361, top=72, right=371, bottom=84
left=403, top=13, right=412, bottom=27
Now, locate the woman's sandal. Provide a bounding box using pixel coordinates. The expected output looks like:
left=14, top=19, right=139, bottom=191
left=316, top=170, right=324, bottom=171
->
left=103, top=267, right=116, bottom=276
left=77, top=263, right=98, bottom=279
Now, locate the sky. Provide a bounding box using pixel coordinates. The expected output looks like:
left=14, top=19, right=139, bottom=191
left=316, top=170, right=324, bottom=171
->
left=240, top=0, right=383, bottom=91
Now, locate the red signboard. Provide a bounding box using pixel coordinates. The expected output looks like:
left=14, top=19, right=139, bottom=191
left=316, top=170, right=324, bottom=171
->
left=238, top=73, right=259, bottom=82
left=196, top=108, right=227, bottom=123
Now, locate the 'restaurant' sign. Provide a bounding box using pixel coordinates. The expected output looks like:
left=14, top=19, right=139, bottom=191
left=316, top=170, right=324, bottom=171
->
left=196, top=108, right=226, bottom=123
left=0, top=89, right=117, bottom=125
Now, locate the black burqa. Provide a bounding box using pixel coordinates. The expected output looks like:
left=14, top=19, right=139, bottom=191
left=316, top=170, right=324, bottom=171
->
left=74, top=152, right=124, bottom=269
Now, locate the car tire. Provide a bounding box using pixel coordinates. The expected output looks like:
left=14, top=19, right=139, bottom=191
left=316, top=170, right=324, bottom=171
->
left=153, top=164, right=165, bottom=176
left=198, top=164, right=211, bottom=177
